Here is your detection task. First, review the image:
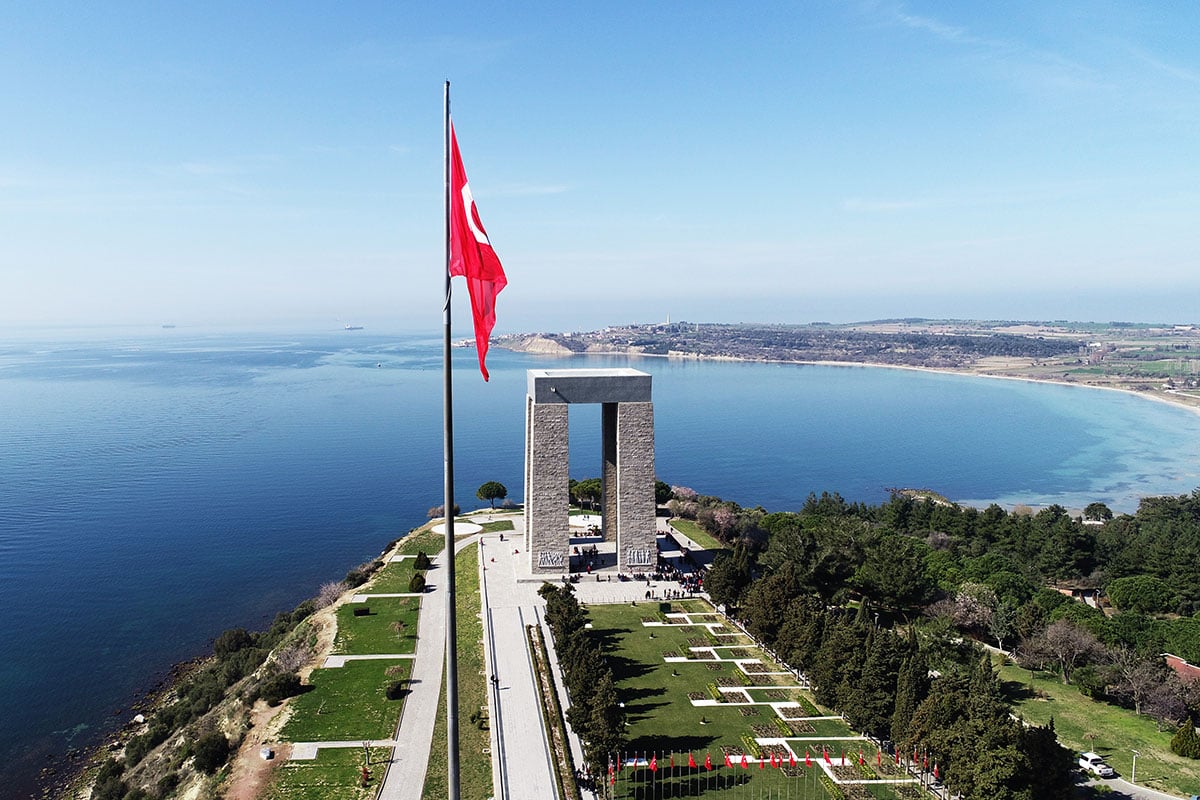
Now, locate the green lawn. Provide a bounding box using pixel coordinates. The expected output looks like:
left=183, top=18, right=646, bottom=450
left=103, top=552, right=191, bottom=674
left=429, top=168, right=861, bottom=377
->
left=667, top=518, right=728, bottom=553
left=332, top=597, right=420, bottom=654
left=421, top=542, right=492, bottom=799
left=363, top=558, right=423, bottom=594
left=263, top=747, right=391, bottom=800
left=999, top=659, right=1200, bottom=797
left=279, top=659, right=412, bottom=742
left=588, top=600, right=915, bottom=799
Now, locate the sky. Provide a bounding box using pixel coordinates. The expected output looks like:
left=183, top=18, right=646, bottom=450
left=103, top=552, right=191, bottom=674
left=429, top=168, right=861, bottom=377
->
left=3, top=1, right=1200, bottom=334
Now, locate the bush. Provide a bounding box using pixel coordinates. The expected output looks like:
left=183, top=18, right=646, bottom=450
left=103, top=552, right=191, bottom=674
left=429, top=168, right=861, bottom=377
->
left=414, top=550, right=432, bottom=570
left=409, top=573, right=426, bottom=593
left=1171, top=720, right=1200, bottom=759
left=386, top=680, right=408, bottom=700
left=353, top=607, right=371, bottom=617
left=192, top=732, right=231, bottom=774
left=213, top=627, right=256, bottom=658
left=258, top=672, right=303, bottom=706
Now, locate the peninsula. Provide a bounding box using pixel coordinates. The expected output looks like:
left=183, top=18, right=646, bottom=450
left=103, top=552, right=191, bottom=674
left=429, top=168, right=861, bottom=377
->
left=497, top=319, right=1200, bottom=411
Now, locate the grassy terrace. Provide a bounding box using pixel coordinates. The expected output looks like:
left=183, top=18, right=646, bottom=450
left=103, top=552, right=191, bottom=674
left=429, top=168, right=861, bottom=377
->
left=331, top=597, right=419, bottom=654
left=667, top=518, right=728, bottom=553
left=268, top=527, right=449, bottom=799
left=999, top=659, right=1200, bottom=797
left=263, top=747, right=392, bottom=800
left=279, top=659, right=413, bottom=742
left=588, top=600, right=923, bottom=799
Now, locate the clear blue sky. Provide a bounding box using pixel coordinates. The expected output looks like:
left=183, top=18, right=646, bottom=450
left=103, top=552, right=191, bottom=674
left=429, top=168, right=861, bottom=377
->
left=3, top=1, right=1199, bottom=333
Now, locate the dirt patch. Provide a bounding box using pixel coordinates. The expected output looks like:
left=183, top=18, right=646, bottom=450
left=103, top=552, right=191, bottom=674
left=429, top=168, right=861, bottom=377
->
left=224, top=701, right=292, bottom=800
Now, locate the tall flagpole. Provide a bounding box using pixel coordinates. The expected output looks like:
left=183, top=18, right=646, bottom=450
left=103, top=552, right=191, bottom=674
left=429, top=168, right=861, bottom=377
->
left=442, top=79, right=462, bottom=800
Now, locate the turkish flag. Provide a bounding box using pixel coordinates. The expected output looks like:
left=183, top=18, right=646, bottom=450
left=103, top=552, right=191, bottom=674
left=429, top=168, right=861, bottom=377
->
left=688, top=752, right=696, bottom=769
left=823, top=748, right=831, bottom=765
left=650, top=755, right=658, bottom=773
left=670, top=754, right=675, bottom=769
left=740, top=754, right=748, bottom=769
left=758, top=755, right=764, bottom=770
left=805, top=751, right=812, bottom=768
left=859, top=751, right=864, bottom=765
left=449, top=120, right=508, bottom=381
left=789, top=751, right=797, bottom=768
left=724, top=753, right=733, bottom=769
left=705, top=752, right=712, bottom=771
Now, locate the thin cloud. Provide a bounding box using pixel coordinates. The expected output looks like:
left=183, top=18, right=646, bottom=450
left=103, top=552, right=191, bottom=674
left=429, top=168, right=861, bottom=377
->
left=842, top=197, right=932, bottom=213
left=1124, top=45, right=1200, bottom=86
left=868, top=1, right=1104, bottom=92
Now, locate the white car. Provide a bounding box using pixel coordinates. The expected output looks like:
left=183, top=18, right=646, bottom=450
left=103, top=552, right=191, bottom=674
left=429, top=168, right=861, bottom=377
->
left=1079, top=752, right=1114, bottom=778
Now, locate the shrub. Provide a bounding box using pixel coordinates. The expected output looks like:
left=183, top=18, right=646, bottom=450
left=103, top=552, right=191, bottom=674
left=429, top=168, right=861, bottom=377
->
left=1171, top=720, right=1200, bottom=759
left=213, top=627, right=255, bottom=658
left=414, top=550, right=432, bottom=570
left=258, top=672, right=303, bottom=706
left=409, top=573, right=426, bottom=593
left=353, top=607, right=371, bottom=617
left=192, top=732, right=231, bottom=774
left=386, top=681, right=408, bottom=700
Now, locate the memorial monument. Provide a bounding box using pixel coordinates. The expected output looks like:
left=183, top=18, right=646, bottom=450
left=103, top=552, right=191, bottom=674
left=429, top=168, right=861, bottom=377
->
left=523, top=368, right=656, bottom=575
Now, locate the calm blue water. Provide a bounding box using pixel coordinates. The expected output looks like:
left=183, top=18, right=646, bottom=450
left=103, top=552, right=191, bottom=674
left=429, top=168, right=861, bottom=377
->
left=2, top=330, right=1200, bottom=794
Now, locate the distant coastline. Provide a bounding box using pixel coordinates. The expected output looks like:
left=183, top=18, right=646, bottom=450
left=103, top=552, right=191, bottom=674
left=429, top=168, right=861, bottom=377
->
left=496, top=319, right=1200, bottom=419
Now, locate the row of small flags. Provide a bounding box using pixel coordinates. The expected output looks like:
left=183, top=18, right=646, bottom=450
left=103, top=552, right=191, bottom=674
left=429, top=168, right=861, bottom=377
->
left=607, top=748, right=939, bottom=785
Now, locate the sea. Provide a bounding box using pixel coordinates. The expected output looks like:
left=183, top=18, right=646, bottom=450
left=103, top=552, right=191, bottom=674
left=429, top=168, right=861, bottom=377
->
left=3, top=328, right=1200, bottom=796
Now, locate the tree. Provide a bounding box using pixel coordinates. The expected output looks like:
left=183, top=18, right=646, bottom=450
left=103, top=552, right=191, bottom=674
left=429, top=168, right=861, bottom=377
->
left=1084, top=502, right=1114, bottom=522
left=654, top=479, right=672, bottom=505
left=192, top=732, right=231, bottom=774
left=703, top=545, right=751, bottom=608
left=1038, top=619, right=1104, bottom=684
left=1107, top=575, right=1175, bottom=614
left=852, top=534, right=933, bottom=615
left=476, top=481, right=508, bottom=510
left=573, top=478, right=602, bottom=511
left=427, top=503, right=460, bottom=519
left=1171, top=719, right=1200, bottom=759
left=1108, top=647, right=1166, bottom=714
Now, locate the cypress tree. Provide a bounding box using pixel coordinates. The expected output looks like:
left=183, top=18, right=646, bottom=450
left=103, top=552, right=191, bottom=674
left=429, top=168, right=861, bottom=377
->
left=891, top=650, right=929, bottom=744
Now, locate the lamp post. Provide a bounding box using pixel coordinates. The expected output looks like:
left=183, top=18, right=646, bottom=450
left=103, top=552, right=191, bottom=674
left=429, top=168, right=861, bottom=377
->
left=1131, top=749, right=1139, bottom=784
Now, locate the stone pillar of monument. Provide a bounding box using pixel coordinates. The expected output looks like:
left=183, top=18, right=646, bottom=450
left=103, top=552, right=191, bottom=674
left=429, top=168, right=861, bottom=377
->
left=615, top=401, right=656, bottom=572
left=524, top=396, right=569, bottom=574
left=601, top=402, right=618, bottom=541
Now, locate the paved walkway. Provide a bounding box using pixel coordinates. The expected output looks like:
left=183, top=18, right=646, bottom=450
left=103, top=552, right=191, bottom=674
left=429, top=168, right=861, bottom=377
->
left=479, top=531, right=560, bottom=800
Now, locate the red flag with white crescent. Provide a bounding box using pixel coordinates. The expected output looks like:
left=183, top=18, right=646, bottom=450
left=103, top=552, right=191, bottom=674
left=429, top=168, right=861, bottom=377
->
left=448, top=119, right=507, bottom=381
left=740, top=754, right=748, bottom=769
left=688, top=752, right=696, bottom=769
left=789, top=751, right=797, bottom=768
left=805, top=751, right=812, bottom=768
left=705, top=752, right=712, bottom=771
left=724, top=752, right=732, bottom=769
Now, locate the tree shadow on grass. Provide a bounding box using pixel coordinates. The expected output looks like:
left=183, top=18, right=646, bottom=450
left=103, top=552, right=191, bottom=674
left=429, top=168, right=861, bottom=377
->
left=999, top=677, right=1037, bottom=703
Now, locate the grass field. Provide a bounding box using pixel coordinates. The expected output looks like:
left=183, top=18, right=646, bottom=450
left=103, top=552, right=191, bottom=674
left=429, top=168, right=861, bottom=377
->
left=363, top=558, right=423, bottom=594
left=999, top=660, right=1200, bottom=797
left=667, top=518, right=728, bottom=553
left=588, top=600, right=921, bottom=800
left=331, top=596, right=419, bottom=654
left=279, top=659, right=412, bottom=742
left=263, top=747, right=391, bottom=800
